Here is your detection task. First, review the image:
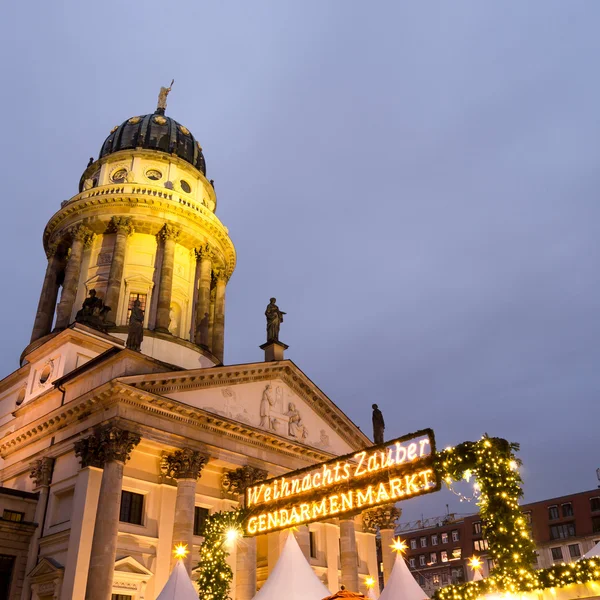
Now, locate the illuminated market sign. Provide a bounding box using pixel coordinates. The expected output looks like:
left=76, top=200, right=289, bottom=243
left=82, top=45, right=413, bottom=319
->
left=244, top=428, right=439, bottom=536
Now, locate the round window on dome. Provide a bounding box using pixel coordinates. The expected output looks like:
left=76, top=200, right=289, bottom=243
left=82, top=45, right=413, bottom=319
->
left=146, top=169, right=162, bottom=181
left=180, top=180, right=191, bottom=194
left=111, top=168, right=127, bottom=183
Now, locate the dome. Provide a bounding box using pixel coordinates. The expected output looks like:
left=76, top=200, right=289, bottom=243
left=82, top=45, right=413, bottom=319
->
left=99, top=112, right=206, bottom=174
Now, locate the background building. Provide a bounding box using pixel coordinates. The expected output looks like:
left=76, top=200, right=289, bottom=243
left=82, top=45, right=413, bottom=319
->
left=398, top=488, right=600, bottom=596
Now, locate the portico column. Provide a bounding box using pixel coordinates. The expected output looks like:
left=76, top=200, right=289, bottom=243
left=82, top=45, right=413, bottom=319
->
left=75, top=425, right=141, bottom=600
left=212, top=269, right=228, bottom=363
left=362, top=504, right=401, bottom=586
left=31, top=244, right=62, bottom=342
left=20, top=458, right=55, bottom=600
left=54, top=225, right=93, bottom=330
left=104, top=217, right=134, bottom=324
left=195, top=245, right=214, bottom=347
left=155, top=224, right=180, bottom=333
left=340, top=518, right=359, bottom=592
left=164, top=449, right=209, bottom=574
left=221, top=466, right=268, bottom=600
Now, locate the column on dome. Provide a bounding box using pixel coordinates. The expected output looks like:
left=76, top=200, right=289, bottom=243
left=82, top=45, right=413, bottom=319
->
left=104, top=217, right=134, bottom=325
left=20, top=458, right=55, bottom=600
left=208, top=285, right=216, bottom=352
left=212, top=269, right=228, bottom=363
left=163, top=448, right=210, bottom=575
left=31, top=244, right=62, bottom=342
left=362, top=504, right=400, bottom=585
left=154, top=224, right=180, bottom=333
left=222, top=466, right=268, bottom=600
left=75, top=425, right=141, bottom=600
left=54, top=225, right=94, bottom=331
left=194, top=244, right=214, bottom=348
left=339, top=518, right=359, bottom=592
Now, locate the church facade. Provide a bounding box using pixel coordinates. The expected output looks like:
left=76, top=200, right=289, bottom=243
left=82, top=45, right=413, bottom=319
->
left=0, top=95, right=397, bottom=600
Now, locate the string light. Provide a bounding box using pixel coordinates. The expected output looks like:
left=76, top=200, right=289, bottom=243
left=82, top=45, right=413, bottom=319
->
left=173, top=543, right=189, bottom=559
left=391, top=538, right=408, bottom=553
left=468, top=556, right=482, bottom=571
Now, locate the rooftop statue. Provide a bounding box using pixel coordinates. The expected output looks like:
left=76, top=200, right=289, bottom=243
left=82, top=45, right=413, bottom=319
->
left=157, top=79, right=174, bottom=113
left=372, top=403, right=385, bottom=444
left=75, top=289, right=111, bottom=333
left=126, top=295, right=144, bottom=352
left=265, top=297, right=286, bottom=342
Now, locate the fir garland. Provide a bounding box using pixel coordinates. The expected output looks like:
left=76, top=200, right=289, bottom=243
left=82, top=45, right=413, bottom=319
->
left=432, top=436, right=599, bottom=600
left=197, top=508, right=246, bottom=600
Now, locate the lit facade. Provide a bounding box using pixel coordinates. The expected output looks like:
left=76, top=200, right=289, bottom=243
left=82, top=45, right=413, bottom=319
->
left=0, top=101, right=389, bottom=600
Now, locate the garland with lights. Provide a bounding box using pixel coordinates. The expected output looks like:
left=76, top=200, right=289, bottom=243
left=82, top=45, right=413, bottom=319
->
left=196, top=508, right=246, bottom=600
left=432, top=436, right=600, bottom=600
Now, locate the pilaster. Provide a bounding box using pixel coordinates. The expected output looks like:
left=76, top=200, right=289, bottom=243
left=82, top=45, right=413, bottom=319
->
left=212, top=269, right=228, bottom=363
left=30, top=244, right=61, bottom=342
left=340, top=518, right=359, bottom=592
left=104, top=217, right=134, bottom=325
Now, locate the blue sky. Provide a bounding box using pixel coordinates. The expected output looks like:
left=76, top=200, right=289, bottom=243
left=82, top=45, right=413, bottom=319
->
left=1, top=1, right=599, bottom=521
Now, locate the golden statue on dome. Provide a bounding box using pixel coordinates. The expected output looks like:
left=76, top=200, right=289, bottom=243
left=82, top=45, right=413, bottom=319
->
left=156, top=79, right=174, bottom=113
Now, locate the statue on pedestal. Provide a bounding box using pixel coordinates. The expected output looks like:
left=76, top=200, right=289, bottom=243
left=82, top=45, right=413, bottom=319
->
left=156, top=79, right=174, bottom=113
left=126, top=295, right=144, bottom=351
left=372, top=404, right=385, bottom=444
left=265, top=298, right=286, bottom=342
left=75, top=289, right=111, bottom=333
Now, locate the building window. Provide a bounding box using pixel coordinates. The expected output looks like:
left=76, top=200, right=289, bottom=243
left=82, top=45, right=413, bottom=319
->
left=591, top=497, right=600, bottom=512
left=193, top=506, right=209, bottom=536
left=562, top=503, right=574, bottom=518
left=112, top=596, right=133, bottom=600
left=452, top=548, right=462, bottom=560
left=593, top=516, right=600, bottom=533
left=568, top=544, right=581, bottom=559
left=472, top=521, right=482, bottom=535
left=2, top=510, right=24, bottom=522
left=420, top=537, right=427, bottom=548
left=474, top=539, right=489, bottom=552
left=309, top=531, right=317, bottom=558
left=550, top=523, right=576, bottom=540
left=431, top=534, right=438, bottom=545
left=441, top=533, right=448, bottom=544
left=419, top=555, right=426, bottom=567
left=441, top=573, right=448, bottom=585
left=451, top=568, right=464, bottom=583
left=127, top=293, right=147, bottom=321
left=410, top=539, right=417, bottom=550
left=432, top=574, right=440, bottom=586
left=441, top=551, right=448, bottom=563
left=532, top=552, right=539, bottom=565
left=551, top=547, right=563, bottom=561
left=430, top=552, right=437, bottom=564
left=451, top=530, right=459, bottom=542
left=523, top=511, right=533, bottom=525
left=548, top=505, right=559, bottom=520
left=409, top=557, right=416, bottom=569
left=487, top=559, right=496, bottom=571
left=119, top=491, right=144, bottom=525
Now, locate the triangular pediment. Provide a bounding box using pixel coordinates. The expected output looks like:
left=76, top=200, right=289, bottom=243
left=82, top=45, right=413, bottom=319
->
left=29, top=557, right=63, bottom=578
left=120, top=361, right=370, bottom=454
left=114, top=555, right=153, bottom=576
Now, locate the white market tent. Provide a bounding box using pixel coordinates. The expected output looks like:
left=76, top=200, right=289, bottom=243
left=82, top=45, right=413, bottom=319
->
left=582, top=541, right=600, bottom=559
left=252, top=531, right=331, bottom=600
left=378, top=553, right=429, bottom=600
left=471, top=568, right=483, bottom=582
left=156, top=559, right=199, bottom=600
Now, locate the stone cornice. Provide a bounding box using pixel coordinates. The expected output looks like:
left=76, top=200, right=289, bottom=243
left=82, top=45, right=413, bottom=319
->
left=119, top=360, right=371, bottom=450
left=42, top=187, right=235, bottom=277
left=0, top=380, right=337, bottom=465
